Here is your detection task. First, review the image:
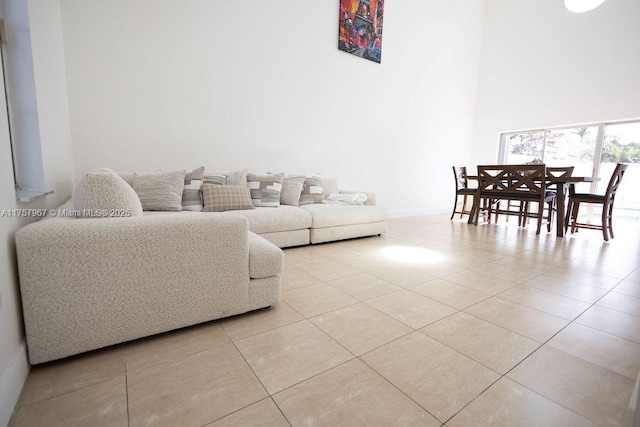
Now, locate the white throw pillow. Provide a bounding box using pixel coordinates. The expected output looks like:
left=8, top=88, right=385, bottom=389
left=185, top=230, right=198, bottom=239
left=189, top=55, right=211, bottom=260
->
left=72, top=168, right=143, bottom=218
left=280, top=175, right=306, bottom=206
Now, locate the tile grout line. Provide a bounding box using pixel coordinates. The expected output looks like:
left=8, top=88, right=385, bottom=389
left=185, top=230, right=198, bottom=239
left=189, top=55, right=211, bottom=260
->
left=441, top=272, right=639, bottom=425
left=124, top=347, right=130, bottom=427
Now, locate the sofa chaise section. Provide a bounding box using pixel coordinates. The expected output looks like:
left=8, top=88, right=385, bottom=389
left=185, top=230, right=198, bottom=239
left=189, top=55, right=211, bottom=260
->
left=300, top=203, right=387, bottom=244
left=16, top=213, right=283, bottom=364
left=235, top=205, right=312, bottom=248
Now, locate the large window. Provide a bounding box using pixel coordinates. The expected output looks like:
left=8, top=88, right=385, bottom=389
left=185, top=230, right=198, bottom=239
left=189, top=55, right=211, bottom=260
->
left=499, top=120, right=640, bottom=223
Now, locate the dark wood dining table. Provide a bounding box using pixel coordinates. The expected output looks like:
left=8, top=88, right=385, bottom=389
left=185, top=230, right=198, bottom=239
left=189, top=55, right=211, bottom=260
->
left=465, top=174, right=599, bottom=237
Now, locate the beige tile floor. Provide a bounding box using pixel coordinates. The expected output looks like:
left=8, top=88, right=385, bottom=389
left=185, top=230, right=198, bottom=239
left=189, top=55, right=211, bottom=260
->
left=9, top=214, right=640, bottom=426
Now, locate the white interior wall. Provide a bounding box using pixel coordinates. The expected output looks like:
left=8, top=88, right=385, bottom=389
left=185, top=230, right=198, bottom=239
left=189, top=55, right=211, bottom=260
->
left=472, top=0, right=640, bottom=165
left=60, top=0, right=485, bottom=216
left=0, top=0, right=74, bottom=424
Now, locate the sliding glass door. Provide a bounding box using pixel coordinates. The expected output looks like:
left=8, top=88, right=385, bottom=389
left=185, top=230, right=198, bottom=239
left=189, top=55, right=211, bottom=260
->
left=601, top=122, right=640, bottom=221
left=499, top=120, right=640, bottom=224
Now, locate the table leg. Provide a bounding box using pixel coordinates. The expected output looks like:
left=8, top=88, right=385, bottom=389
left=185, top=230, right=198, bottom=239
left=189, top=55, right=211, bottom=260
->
left=468, top=191, right=480, bottom=225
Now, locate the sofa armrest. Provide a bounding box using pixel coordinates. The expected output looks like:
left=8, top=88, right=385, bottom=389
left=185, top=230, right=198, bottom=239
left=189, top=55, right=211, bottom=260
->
left=16, top=213, right=251, bottom=364
left=340, top=190, right=377, bottom=206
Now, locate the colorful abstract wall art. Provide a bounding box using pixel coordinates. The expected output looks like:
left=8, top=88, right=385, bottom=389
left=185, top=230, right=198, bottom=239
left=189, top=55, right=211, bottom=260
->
left=338, top=0, right=384, bottom=64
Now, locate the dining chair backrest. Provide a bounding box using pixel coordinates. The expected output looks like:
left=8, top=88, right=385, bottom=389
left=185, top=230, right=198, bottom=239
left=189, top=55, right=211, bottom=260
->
left=453, top=166, right=469, bottom=191
left=605, top=163, right=628, bottom=203
left=546, top=166, right=575, bottom=179
left=476, top=164, right=547, bottom=199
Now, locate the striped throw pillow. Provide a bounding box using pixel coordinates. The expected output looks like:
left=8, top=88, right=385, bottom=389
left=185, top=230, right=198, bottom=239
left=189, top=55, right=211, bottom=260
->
left=247, top=173, right=284, bottom=207
left=182, top=167, right=205, bottom=211
left=203, top=172, right=227, bottom=185
left=299, top=176, right=324, bottom=205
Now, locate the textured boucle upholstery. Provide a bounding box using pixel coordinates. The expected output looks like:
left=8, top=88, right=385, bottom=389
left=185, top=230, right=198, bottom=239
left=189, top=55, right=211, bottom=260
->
left=248, top=232, right=284, bottom=278
left=73, top=168, right=143, bottom=217
left=235, top=206, right=312, bottom=234
left=310, top=221, right=387, bottom=244
left=248, top=276, right=281, bottom=308
left=258, top=229, right=310, bottom=248
left=16, top=213, right=283, bottom=364
left=300, top=204, right=387, bottom=228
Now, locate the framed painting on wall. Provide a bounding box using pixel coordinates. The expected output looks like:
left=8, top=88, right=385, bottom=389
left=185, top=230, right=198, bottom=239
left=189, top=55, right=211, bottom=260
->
left=338, top=0, right=384, bottom=63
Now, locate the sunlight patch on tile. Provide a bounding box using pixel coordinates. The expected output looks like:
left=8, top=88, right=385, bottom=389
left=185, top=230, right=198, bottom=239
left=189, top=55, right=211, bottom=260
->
left=379, top=246, right=445, bottom=264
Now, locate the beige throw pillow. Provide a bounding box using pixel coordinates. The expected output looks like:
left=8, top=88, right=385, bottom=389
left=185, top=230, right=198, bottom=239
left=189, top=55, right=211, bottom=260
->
left=226, top=169, right=249, bottom=186
left=202, top=184, right=255, bottom=212
left=132, top=170, right=185, bottom=211
left=280, top=175, right=306, bottom=206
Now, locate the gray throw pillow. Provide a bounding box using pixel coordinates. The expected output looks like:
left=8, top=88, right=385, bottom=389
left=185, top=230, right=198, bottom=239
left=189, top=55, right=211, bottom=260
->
left=226, top=169, right=249, bottom=186
left=132, top=170, right=185, bottom=211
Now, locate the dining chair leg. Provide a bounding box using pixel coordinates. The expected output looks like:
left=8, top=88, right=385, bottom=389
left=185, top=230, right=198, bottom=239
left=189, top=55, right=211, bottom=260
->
left=602, top=202, right=612, bottom=241
left=535, top=202, right=543, bottom=235
left=460, top=195, right=468, bottom=219
left=450, top=193, right=458, bottom=220
left=565, top=200, right=573, bottom=233
left=570, top=201, right=580, bottom=233
left=546, top=200, right=554, bottom=233
left=607, top=203, right=615, bottom=239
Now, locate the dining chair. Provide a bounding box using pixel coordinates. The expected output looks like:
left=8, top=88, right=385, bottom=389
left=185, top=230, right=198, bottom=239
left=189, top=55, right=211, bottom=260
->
left=451, top=166, right=477, bottom=219
left=536, top=166, right=575, bottom=232
left=496, top=159, right=547, bottom=227
left=471, top=164, right=550, bottom=234
left=566, top=163, right=628, bottom=241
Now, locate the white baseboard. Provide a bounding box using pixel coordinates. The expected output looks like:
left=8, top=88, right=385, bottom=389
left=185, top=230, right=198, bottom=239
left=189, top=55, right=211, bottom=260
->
left=0, top=342, right=29, bottom=427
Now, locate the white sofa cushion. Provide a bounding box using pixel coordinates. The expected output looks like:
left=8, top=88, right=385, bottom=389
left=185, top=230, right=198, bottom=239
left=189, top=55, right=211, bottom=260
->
left=73, top=168, right=143, bottom=218
left=235, top=206, right=312, bottom=234
left=300, top=204, right=387, bottom=228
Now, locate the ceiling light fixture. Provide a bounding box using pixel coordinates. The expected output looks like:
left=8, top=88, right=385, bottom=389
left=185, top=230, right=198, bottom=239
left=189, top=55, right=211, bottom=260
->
left=565, top=0, right=608, bottom=13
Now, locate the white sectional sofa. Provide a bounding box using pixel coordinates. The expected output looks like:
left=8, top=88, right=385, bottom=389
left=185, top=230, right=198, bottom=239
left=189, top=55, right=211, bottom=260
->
left=126, top=174, right=387, bottom=249
left=15, top=168, right=387, bottom=364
